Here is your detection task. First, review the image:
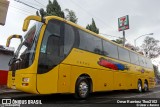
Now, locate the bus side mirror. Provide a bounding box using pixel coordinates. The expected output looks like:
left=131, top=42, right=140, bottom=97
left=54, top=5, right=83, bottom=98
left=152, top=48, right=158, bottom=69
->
left=23, top=15, right=42, bottom=31
left=6, top=35, right=23, bottom=47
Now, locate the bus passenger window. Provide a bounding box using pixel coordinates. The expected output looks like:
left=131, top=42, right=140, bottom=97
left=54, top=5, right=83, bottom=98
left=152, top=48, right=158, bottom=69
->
left=102, top=40, right=118, bottom=59
left=78, top=30, right=102, bottom=55
left=118, top=47, right=130, bottom=62
left=129, top=52, right=139, bottom=65
left=139, top=56, right=146, bottom=67
left=64, top=24, right=75, bottom=55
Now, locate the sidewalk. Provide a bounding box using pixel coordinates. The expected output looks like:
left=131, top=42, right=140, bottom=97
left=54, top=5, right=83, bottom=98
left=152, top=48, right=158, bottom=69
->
left=0, top=85, right=21, bottom=94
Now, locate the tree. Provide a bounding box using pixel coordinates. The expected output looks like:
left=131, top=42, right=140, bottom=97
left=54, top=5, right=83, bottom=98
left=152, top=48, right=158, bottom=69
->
left=125, top=43, right=135, bottom=50
left=141, top=36, right=160, bottom=58
left=153, top=65, right=160, bottom=80
left=86, top=18, right=99, bottom=34
left=112, top=38, right=123, bottom=44
left=65, top=9, right=78, bottom=23
left=45, top=0, right=64, bottom=18
left=125, top=43, right=140, bottom=51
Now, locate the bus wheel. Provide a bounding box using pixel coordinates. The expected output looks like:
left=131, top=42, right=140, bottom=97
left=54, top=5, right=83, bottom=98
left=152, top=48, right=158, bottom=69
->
left=137, top=80, right=142, bottom=93
left=143, top=81, right=148, bottom=92
left=74, top=77, right=90, bottom=99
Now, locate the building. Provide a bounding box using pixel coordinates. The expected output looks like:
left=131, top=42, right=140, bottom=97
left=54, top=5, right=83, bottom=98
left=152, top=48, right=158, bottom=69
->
left=0, top=0, right=10, bottom=25
left=0, top=45, right=14, bottom=85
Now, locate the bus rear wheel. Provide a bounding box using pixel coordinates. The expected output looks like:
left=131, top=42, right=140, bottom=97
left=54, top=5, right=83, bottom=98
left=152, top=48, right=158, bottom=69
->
left=74, top=77, right=90, bottom=99
left=137, top=80, right=142, bottom=93
left=143, top=81, right=149, bottom=92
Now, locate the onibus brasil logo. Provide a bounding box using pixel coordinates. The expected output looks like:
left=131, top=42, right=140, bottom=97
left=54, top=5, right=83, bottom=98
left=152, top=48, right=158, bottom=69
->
left=1, top=99, right=42, bottom=107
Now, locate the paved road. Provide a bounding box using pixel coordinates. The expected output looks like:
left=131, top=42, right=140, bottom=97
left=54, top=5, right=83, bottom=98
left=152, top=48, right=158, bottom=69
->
left=0, top=85, right=160, bottom=104
left=0, top=85, right=160, bottom=100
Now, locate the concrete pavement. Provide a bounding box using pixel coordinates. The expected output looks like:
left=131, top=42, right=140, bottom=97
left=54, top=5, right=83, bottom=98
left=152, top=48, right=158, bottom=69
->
left=0, top=85, right=21, bottom=94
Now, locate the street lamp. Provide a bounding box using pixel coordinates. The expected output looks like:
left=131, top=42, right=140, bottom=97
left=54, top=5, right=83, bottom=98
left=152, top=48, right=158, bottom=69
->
left=134, top=33, right=153, bottom=47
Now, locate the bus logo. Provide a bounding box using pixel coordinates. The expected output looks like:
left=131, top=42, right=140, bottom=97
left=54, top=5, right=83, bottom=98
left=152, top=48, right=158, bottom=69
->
left=98, top=57, right=129, bottom=71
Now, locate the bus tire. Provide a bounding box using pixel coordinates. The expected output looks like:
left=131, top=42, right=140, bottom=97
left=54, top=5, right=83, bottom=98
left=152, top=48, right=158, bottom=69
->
left=137, top=80, right=142, bottom=93
left=74, top=77, right=90, bottom=99
left=143, top=80, right=149, bottom=92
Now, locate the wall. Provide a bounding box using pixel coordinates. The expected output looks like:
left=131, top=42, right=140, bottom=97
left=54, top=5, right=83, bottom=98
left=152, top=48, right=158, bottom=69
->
left=0, top=53, right=13, bottom=85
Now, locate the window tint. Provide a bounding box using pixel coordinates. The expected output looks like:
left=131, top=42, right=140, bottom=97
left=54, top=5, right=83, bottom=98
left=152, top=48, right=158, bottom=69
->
left=146, top=58, right=153, bottom=69
left=40, top=20, right=61, bottom=53
left=118, top=47, right=130, bottom=62
left=130, top=52, right=139, bottom=65
left=64, top=24, right=75, bottom=55
left=139, top=56, right=146, bottom=67
left=38, top=20, right=63, bottom=74
left=79, top=30, right=102, bottom=54
left=103, top=40, right=118, bottom=59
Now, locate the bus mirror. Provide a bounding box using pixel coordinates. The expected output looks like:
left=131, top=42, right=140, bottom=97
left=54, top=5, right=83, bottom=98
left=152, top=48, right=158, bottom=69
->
left=6, top=35, right=23, bottom=47
left=23, top=15, right=42, bottom=31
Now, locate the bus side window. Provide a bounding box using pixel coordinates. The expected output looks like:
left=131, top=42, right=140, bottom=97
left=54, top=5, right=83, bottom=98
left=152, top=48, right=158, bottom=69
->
left=78, top=30, right=102, bottom=55
left=139, top=56, right=146, bottom=67
left=129, top=52, right=139, bottom=65
left=118, top=47, right=130, bottom=62
left=38, top=20, right=63, bottom=74
left=102, top=40, right=118, bottom=59
left=46, top=35, right=61, bottom=66
left=64, top=24, right=75, bottom=56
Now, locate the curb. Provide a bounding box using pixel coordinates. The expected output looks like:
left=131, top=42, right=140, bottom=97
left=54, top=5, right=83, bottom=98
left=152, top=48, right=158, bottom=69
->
left=0, top=86, right=22, bottom=95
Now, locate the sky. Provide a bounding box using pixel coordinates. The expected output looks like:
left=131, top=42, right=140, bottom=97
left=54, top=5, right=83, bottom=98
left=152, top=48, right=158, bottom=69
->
left=0, top=0, right=160, bottom=66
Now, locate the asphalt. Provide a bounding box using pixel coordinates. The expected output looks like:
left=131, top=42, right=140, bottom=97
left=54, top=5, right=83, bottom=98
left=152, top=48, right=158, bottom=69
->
left=0, top=85, right=21, bottom=94
left=0, top=84, right=160, bottom=95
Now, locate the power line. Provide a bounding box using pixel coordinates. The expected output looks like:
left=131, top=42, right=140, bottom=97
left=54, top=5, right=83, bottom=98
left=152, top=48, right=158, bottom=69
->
left=69, top=0, right=112, bottom=29
left=34, top=0, right=46, bottom=8
left=14, top=0, right=40, bottom=10
left=23, top=0, right=45, bottom=8
left=40, top=0, right=48, bottom=4
left=10, top=5, right=34, bottom=14
left=10, top=8, right=29, bottom=15
left=99, top=33, right=121, bottom=38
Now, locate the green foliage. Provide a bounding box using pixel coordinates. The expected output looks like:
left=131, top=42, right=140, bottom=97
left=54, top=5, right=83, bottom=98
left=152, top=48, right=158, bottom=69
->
left=141, top=36, right=160, bottom=58
left=153, top=65, right=160, bottom=79
left=65, top=9, right=78, bottom=23
left=86, top=18, right=99, bottom=34
left=46, top=0, right=64, bottom=18
left=112, top=38, right=123, bottom=44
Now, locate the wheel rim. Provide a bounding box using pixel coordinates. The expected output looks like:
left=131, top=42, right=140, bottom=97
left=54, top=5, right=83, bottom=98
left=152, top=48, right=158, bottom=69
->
left=138, top=83, right=142, bottom=92
left=144, top=82, right=148, bottom=91
left=79, top=81, right=88, bottom=97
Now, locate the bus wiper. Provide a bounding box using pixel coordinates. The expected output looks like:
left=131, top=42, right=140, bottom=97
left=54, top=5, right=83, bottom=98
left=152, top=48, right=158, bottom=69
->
left=8, top=57, right=21, bottom=66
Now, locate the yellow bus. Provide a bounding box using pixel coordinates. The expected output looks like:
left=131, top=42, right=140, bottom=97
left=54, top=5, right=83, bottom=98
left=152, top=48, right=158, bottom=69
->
left=7, top=15, right=155, bottom=99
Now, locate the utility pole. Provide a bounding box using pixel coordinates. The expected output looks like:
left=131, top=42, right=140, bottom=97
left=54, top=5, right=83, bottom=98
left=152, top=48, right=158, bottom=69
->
left=123, top=30, right=125, bottom=46
left=134, top=33, right=153, bottom=47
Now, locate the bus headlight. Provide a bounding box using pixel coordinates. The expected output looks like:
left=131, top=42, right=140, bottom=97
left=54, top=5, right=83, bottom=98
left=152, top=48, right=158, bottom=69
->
left=22, top=77, right=30, bottom=82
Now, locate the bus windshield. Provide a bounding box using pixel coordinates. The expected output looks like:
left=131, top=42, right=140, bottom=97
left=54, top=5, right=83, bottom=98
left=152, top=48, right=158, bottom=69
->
left=9, top=23, right=42, bottom=70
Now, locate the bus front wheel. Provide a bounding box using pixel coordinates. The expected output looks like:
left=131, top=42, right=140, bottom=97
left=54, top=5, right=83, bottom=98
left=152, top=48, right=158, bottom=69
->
left=74, top=77, right=90, bottom=99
